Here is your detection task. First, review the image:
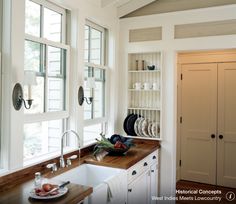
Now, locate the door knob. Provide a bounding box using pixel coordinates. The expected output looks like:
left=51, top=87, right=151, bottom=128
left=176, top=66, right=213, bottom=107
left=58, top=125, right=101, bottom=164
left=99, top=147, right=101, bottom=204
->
left=211, top=134, right=215, bottom=139
left=219, top=135, right=224, bottom=139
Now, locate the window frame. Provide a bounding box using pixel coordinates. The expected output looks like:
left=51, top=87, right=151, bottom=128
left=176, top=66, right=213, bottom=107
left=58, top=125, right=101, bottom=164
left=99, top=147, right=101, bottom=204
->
left=84, top=20, right=107, bottom=127
left=23, top=0, right=70, bottom=163
left=83, top=21, right=108, bottom=146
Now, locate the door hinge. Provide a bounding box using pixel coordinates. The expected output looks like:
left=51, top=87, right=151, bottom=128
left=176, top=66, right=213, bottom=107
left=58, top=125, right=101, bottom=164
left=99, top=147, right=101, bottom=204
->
left=180, top=117, right=182, bottom=124
left=181, top=73, right=183, bottom=80
left=179, top=160, right=182, bottom=167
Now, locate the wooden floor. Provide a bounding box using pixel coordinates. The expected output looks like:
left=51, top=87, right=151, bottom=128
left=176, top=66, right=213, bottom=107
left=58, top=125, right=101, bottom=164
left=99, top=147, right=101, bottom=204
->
left=176, top=180, right=236, bottom=204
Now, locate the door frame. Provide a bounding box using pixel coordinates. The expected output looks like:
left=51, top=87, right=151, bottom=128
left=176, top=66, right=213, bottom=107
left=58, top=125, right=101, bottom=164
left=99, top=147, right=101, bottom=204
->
left=176, top=49, right=236, bottom=182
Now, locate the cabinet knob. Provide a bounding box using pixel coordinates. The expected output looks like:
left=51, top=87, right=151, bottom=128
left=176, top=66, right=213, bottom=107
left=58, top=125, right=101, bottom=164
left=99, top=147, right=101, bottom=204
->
left=211, top=134, right=215, bottom=139
left=128, top=189, right=132, bottom=192
left=144, top=162, right=148, bottom=166
left=151, top=170, right=155, bottom=173
left=132, top=170, right=137, bottom=175
left=219, top=135, right=224, bottom=139
left=152, top=155, right=156, bottom=160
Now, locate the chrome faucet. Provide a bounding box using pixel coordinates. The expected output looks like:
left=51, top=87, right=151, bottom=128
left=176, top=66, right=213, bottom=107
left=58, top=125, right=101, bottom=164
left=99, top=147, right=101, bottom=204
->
left=60, top=130, right=81, bottom=168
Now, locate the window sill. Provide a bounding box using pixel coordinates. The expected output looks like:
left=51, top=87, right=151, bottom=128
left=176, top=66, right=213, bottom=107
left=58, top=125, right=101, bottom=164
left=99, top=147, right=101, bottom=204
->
left=23, top=147, right=78, bottom=168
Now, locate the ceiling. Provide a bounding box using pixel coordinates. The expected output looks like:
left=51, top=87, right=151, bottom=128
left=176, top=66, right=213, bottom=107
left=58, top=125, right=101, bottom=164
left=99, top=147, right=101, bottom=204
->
left=101, top=0, right=157, bottom=17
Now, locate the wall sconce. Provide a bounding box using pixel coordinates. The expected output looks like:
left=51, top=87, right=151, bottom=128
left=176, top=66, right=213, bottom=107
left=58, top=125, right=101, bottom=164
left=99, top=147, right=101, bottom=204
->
left=78, top=77, right=96, bottom=106
left=12, top=70, right=37, bottom=110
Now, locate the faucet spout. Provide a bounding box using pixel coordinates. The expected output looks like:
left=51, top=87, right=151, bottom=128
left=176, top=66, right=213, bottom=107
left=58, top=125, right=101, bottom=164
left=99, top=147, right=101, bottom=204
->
left=60, top=130, right=81, bottom=168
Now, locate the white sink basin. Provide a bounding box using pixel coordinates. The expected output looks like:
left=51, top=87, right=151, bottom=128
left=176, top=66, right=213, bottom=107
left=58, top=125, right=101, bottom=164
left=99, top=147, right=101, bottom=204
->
left=54, top=164, right=126, bottom=204
left=54, top=164, right=123, bottom=188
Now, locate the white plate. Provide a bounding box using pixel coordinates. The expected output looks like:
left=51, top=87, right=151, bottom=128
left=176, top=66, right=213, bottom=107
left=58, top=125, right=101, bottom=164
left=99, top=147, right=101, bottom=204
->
left=138, top=118, right=146, bottom=137
left=29, top=187, right=68, bottom=200
left=134, top=117, right=143, bottom=136
left=151, top=122, right=160, bottom=138
left=141, top=119, right=149, bottom=137
left=147, top=122, right=153, bottom=137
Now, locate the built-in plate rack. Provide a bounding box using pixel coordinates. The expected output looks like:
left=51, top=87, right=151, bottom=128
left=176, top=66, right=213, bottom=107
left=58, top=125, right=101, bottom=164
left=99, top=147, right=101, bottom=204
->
left=126, top=52, right=162, bottom=140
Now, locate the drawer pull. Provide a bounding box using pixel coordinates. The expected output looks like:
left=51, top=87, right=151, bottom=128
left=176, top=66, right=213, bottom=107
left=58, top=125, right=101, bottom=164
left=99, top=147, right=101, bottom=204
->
left=152, top=155, right=156, bottom=160
left=151, top=170, right=155, bottom=173
left=128, top=189, right=132, bottom=192
left=132, top=170, right=137, bottom=175
left=144, top=162, right=148, bottom=166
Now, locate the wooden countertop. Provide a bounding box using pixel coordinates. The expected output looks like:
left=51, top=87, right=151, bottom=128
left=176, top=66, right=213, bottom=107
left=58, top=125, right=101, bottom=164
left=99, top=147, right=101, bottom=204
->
left=0, top=139, right=160, bottom=204
left=0, top=179, right=92, bottom=204
left=85, top=139, right=160, bottom=169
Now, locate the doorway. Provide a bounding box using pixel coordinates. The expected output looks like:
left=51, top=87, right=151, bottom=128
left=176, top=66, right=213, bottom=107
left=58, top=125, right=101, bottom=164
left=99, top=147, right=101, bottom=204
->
left=177, top=50, right=236, bottom=188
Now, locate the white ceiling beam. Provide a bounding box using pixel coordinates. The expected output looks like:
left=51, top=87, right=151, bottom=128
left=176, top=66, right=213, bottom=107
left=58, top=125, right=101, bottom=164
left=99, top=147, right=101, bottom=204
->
left=101, top=0, right=117, bottom=7
left=117, top=0, right=156, bottom=18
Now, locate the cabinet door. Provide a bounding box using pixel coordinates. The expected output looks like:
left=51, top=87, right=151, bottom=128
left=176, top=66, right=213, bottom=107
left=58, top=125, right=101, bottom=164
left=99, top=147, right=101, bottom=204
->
left=128, top=170, right=150, bottom=204
left=180, top=64, right=217, bottom=184
left=150, top=164, right=158, bottom=204
left=217, top=63, right=236, bottom=188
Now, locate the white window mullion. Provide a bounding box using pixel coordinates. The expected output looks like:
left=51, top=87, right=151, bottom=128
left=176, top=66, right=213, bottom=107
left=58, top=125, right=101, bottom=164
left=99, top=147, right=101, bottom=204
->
left=44, top=44, right=48, bottom=112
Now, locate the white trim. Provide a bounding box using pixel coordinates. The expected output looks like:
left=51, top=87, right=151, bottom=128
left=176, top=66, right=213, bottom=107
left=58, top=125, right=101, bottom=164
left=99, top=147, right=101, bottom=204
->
left=25, top=34, right=69, bottom=49
left=84, top=117, right=107, bottom=127
left=30, top=0, right=66, bottom=17
left=84, top=62, right=108, bottom=70
left=117, top=0, right=155, bottom=18
left=24, top=111, right=69, bottom=123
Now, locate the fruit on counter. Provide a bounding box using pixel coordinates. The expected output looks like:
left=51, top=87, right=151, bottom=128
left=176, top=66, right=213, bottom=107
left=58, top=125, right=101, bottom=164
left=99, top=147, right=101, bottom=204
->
left=93, top=133, right=134, bottom=155
left=42, top=183, right=54, bottom=192
left=34, top=184, right=59, bottom=197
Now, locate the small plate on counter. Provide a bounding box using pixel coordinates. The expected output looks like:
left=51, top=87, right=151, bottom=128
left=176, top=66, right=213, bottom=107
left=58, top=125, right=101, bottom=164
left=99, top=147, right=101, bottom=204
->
left=29, top=187, right=68, bottom=200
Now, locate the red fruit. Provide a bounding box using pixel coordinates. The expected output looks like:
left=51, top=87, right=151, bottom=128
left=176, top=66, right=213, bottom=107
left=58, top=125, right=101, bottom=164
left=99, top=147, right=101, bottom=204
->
left=114, top=141, right=122, bottom=148
left=42, top=183, right=54, bottom=192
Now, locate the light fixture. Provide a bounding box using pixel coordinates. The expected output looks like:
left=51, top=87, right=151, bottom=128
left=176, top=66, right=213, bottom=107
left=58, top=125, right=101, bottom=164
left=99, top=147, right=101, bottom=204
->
left=78, top=77, right=96, bottom=106
left=12, top=70, right=37, bottom=110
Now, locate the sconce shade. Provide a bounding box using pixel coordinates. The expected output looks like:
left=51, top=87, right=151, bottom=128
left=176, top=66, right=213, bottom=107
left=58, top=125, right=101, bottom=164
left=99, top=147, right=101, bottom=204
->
left=24, top=70, right=37, bottom=86
left=86, top=77, right=96, bottom=89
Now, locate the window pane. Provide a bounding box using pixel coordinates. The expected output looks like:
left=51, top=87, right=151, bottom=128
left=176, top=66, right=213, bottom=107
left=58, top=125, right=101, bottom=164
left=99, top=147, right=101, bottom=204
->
left=25, top=0, right=40, bottom=37
left=84, top=80, right=92, bottom=120
left=94, top=81, right=105, bottom=118
left=84, top=124, right=102, bottom=146
left=24, top=119, right=64, bottom=160
left=90, top=28, right=102, bottom=64
left=24, top=77, right=44, bottom=114
left=48, top=46, right=62, bottom=76
left=24, top=40, right=41, bottom=72
left=47, top=78, right=64, bottom=111
left=44, top=8, right=62, bottom=42
left=84, top=25, right=89, bottom=62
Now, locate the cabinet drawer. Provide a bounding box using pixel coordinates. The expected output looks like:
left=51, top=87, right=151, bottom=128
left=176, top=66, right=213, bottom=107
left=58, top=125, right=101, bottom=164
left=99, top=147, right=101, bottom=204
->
left=148, top=150, right=159, bottom=166
left=128, top=157, right=150, bottom=183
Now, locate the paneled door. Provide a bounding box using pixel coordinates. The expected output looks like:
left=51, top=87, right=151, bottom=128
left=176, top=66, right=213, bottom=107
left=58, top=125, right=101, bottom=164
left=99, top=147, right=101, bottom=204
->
left=217, top=63, right=236, bottom=188
left=180, top=63, right=217, bottom=184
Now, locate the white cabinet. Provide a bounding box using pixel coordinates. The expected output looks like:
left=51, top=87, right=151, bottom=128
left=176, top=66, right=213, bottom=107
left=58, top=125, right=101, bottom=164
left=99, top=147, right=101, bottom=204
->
left=126, top=52, right=162, bottom=140
left=127, top=150, right=159, bottom=204
left=128, top=170, right=150, bottom=204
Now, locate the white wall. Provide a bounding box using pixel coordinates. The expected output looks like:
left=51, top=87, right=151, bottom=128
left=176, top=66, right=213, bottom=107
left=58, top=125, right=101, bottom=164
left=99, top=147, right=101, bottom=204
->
left=117, top=5, right=236, bottom=199
left=1, top=0, right=119, bottom=174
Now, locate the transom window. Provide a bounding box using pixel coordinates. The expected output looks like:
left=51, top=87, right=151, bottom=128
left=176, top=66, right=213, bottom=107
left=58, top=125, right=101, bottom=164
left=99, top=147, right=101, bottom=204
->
left=24, top=0, right=70, bottom=163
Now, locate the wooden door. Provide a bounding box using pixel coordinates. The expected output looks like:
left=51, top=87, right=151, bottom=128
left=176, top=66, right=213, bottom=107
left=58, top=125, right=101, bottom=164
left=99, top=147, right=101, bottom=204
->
left=180, top=63, right=217, bottom=184
left=217, top=63, right=236, bottom=188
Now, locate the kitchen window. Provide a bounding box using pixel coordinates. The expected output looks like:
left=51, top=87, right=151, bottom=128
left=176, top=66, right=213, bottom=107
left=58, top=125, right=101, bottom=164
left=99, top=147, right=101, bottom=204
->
left=24, top=0, right=70, bottom=164
left=83, top=21, right=107, bottom=145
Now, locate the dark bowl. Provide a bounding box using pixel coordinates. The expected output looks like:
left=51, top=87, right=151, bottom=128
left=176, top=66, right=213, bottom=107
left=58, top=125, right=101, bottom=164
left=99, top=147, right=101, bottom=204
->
left=103, top=147, right=130, bottom=156
left=147, top=65, right=155, bottom=70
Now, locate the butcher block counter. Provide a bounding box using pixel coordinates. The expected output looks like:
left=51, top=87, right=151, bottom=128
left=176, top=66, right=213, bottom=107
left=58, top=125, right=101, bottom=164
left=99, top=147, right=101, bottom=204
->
left=0, top=180, right=92, bottom=204
left=85, top=139, right=160, bottom=169
left=0, top=139, right=160, bottom=204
